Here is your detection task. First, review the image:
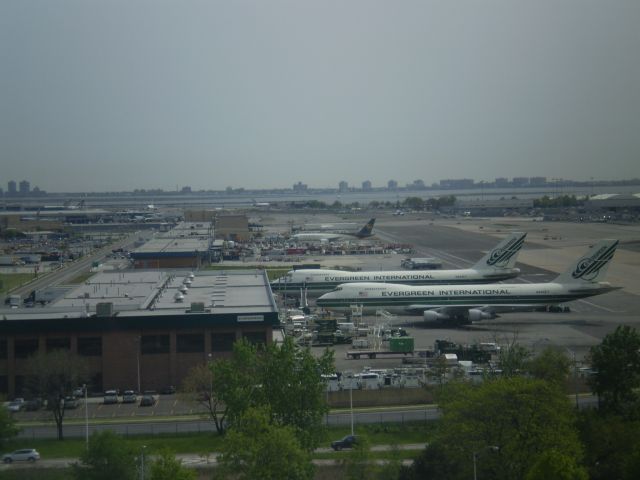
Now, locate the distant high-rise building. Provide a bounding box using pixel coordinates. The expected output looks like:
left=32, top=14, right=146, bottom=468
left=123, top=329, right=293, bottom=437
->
left=387, top=180, right=398, bottom=190
left=512, top=177, right=529, bottom=187
left=362, top=180, right=372, bottom=191
left=19, top=180, right=30, bottom=195
left=181, top=186, right=192, bottom=193
left=495, top=177, right=509, bottom=188
left=440, top=179, right=474, bottom=189
left=293, top=181, right=308, bottom=193
left=411, top=179, right=425, bottom=189
left=338, top=181, right=349, bottom=193
left=7, top=180, right=17, bottom=196
left=529, top=176, right=547, bottom=186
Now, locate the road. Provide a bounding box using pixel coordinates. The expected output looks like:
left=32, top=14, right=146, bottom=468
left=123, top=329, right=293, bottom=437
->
left=0, top=444, right=425, bottom=471
left=15, top=396, right=598, bottom=440
left=3, top=232, right=143, bottom=303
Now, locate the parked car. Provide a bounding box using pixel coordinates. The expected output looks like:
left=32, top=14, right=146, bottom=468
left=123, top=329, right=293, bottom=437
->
left=160, top=385, right=176, bottom=395
left=72, top=387, right=85, bottom=397
left=5, top=401, right=24, bottom=413
left=103, top=390, right=119, bottom=405
left=331, top=435, right=358, bottom=451
left=139, top=392, right=156, bottom=407
left=2, top=449, right=40, bottom=463
left=63, top=396, right=79, bottom=409
left=122, top=390, right=137, bottom=403
left=24, top=398, right=43, bottom=411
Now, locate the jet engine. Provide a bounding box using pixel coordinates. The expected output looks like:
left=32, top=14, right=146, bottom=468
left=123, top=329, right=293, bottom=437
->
left=423, top=310, right=449, bottom=323
left=468, top=309, right=495, bottom=322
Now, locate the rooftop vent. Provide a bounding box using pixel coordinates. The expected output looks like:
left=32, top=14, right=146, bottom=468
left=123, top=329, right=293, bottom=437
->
left=96, top=302, right=114, bottom=317
left=174, top=292, right=184, bottom=303
left=190, top=302, right=205, bottom=313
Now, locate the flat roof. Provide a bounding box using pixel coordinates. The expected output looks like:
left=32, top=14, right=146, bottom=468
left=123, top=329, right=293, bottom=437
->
left=131, top=222, right=212, bottom=257
left=0, top=269, right=279, bottom=332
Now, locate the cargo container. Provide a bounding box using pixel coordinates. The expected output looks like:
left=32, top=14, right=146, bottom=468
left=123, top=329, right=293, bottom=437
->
left=389, top=337, right=415, bottom=353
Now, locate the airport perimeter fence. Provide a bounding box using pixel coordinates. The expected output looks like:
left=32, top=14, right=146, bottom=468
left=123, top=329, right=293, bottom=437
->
left=17, top=409, right=441, bottom=440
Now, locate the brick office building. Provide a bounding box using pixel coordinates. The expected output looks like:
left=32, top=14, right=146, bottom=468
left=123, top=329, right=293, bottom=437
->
left=0, top=270, right=278, bottom=397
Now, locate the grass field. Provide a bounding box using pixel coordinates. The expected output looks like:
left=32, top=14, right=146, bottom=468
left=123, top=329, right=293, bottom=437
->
left=3, top=422, right=432, bottom=460
left=0, top=273, right=36, bottom=294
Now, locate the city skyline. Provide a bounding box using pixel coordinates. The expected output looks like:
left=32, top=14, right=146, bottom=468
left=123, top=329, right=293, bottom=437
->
left=2, top=1, right=639, bottom=192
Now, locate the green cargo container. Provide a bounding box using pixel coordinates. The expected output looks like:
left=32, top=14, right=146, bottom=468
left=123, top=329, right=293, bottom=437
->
left=389, top=337, right=414, bottom=353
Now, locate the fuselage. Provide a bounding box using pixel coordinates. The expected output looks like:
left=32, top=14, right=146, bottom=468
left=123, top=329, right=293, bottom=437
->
left=270, top=267, right=521, bottom=297
left=315, top=281, right=617, bottom=314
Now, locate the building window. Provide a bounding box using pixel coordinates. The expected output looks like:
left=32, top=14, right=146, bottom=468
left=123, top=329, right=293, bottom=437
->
left=78, top=337, right=102, bottom=356
left=46, top=337, right=70, bottom=352
left=0, top=338, right=7, bottom=359
left=141, top=335, right=170, bottom=355
left=242, top=331, right=267, bottom=346
left=211, top=333, right=236, bottom=352
left=14, top=338, right=39, bottom=359
left=0, top=376, right=7, bottom=394
left=177, top=334, right=204, bottom=353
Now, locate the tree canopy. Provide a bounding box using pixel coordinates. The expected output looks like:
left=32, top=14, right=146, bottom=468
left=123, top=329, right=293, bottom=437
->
left=0, top=405, right=19, bottom=447
left=589, top=325, right=640, bottom=414
left=26, top=349, right=89, bottom=440
left=209, top=337, right=334, bottom=451
left=72, top=430, right=137, bottom=480
left=149, top=449, right=196, bottom=480
left=526, top=346, right=572, bottom=386
left=423, top=377, right=584, bottom=480
left=217, top=407, right=314, bottom=480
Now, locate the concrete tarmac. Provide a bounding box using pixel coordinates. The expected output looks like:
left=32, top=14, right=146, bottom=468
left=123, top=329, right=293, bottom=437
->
left=266, top=213, right=640, bottom=367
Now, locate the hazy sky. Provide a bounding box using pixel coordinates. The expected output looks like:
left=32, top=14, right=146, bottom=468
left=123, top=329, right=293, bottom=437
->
left=1, top=1, right=639, bottom=192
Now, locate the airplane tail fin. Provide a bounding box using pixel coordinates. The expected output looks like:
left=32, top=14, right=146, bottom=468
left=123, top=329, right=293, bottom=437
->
left=473, top=232, right=527, bottom=270
left=554, top=240, right=619, bottom=284
left=355, top=218, right=376, bottom=238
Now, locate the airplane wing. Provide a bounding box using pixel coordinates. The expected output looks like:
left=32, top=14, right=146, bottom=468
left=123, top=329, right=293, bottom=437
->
left=404, top=303, right=557, bottom=315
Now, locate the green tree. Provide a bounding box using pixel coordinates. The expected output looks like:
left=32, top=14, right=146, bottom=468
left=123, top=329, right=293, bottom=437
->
left=497, top=338, right=530, bottom=377
left=589, top=325, right=640, bottom=414
left=578, top=410, right=640, bottom=480
left=72, top=430, right=136, bottom=480
left=375, top=443, right=403, bottom=480
left=217, top=407, right=313, bottom=480
left=26, top=349, right=89, bottom=440
left=257, top=336, right=334, bottom=451
left=525, top=450, right=588, bottom=480
left=342, top=435, right=375, bottom=480
left=149, top=448, right=195, bottom=480
left=527, top=346, right=571, bottom=385
left=0, top=405, right=19, bottom=446
left=181, top=363, right=226, bottom=434
left=402, top=197, right=425, bottom=211
left=434, top=377, right=583, bottom=480
left=399, top=443, right=463, bottom=480
left=212, top=337, right=334, bottom=451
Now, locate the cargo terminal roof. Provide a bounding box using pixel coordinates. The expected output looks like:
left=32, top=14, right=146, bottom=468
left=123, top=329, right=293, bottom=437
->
left=131, top=221, right=212, bottom=258
left=0, top=269, right=279, bottom=332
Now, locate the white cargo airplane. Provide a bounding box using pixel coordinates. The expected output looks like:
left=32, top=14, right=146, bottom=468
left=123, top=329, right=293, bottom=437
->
left=290, top=218, right=375, bottom=242
left=272, top=232, right=527, bottom=297
left=316, top=240, right=620, bottom=323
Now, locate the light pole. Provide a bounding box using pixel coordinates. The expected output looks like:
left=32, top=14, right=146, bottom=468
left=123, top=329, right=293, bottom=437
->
left=136, top=336, right=141, bottom=394
left=473, top=445, right=499, bottom=480
left=345, top=372, right=355, bottom=436
left=140, top=445, right=147, bottom=480
left=566, top=347, right=579, bottom=409
left=83, top=384, right=89, bottom=450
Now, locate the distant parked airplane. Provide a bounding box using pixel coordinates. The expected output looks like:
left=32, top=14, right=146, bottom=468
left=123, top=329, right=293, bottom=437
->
left=290, top=218, right=375, bottom=242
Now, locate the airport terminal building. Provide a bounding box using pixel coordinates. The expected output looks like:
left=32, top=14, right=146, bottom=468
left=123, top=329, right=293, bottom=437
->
left=0, top=270, right=278, bottom=397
